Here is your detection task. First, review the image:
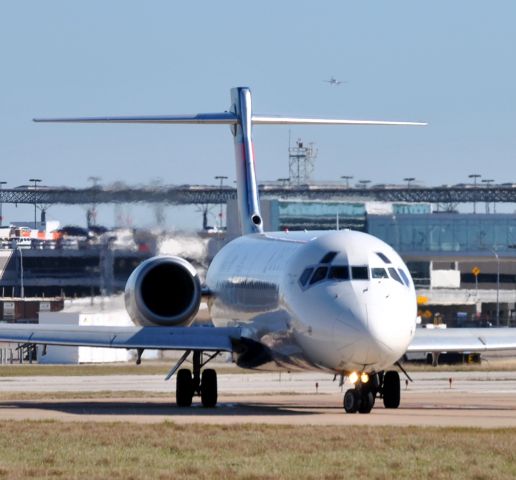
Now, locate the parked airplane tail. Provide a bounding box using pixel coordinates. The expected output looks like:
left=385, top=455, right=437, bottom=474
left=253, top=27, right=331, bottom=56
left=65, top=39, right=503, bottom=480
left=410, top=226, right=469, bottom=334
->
left=34, top=87, right=426, bottom=235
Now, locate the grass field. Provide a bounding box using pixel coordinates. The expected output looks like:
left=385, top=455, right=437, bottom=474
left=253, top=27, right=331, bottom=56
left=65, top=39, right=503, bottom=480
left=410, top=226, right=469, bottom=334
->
left=0, top=421, right=513, bottom=479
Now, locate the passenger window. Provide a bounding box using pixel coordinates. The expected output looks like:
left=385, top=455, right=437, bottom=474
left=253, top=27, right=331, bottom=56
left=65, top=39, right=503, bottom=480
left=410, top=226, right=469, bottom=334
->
left=351, top=266, right=369, bottom=280
left=372, top=268, right=388, bottom=279
left=329, top=266, right=349, bottom=280
left=299, top=267, right=314, bottom=287
left=388, top=267, right=404, bottom=285
left=310, top=266, right=328, bottom=285
left=320, top=251, right=338, bottom=264
left=398, top=268, right=410, bottom=286
left=375, top=252, right=392, bottom=264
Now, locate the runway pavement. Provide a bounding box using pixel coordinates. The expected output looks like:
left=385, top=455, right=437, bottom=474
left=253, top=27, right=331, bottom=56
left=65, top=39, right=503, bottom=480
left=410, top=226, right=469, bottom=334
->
left=0, top=370, right=515, bottom=427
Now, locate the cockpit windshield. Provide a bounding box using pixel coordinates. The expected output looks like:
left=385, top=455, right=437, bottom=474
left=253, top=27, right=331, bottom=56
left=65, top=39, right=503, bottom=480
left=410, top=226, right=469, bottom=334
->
left=329, top=266, right=350, bottom=280
left=351, top=266, right=369, bottom=280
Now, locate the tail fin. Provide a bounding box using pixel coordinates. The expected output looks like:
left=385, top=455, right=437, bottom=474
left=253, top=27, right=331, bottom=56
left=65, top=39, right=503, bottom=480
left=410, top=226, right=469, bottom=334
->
left=34, top=87, right=426, bottom=235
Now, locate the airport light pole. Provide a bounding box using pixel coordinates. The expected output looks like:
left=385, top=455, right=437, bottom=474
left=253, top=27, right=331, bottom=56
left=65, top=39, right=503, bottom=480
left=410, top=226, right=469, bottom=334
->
left=403, top=177, right=415, bottom=188
left=29, top=178, right=42, bottom=229
left=0, top=181, right=6, bottom=225
left=482, top=179, right=495, bottom=214
left=88, top=176, right=102, bottom=226
left=18, top=247, right=24, bottom=298
left=214, top=175, right=228, bottom=230
left=491, top=248, right=500, bottom=326
left=341, top=175, right=353, bottom=188
left=468, top=173, right=481, bottom=214
left=509, top=244, right=516, bottom=326
left=358, top=180, right=371, bottom=189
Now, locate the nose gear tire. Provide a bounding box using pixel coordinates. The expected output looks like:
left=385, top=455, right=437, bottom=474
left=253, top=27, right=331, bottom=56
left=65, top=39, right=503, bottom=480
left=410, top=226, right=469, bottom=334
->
left=343, top=389, right=361, bottom=413
left=358, top=391, right=375, bottom=414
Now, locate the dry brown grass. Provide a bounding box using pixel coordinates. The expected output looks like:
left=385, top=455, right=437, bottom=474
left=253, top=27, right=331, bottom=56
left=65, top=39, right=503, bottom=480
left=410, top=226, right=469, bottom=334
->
left=0, top=421, right=513, bottom=479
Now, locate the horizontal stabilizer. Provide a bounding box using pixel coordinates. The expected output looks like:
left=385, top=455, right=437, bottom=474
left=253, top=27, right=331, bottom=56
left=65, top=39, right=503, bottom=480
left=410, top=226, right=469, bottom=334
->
left=252, top=116, right=426, bottom=126
left=34, top=114, right=426, bottom=127
left=34, top=112, right=238, bottom=124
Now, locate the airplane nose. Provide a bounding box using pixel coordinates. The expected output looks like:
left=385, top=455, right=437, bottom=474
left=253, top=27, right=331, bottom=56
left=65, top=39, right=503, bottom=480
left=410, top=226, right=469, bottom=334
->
left=333, top=299, right=414, bottom=370
left=363, top=301, right=414, bottom=368
left=333, top=303, right=382, bottom=368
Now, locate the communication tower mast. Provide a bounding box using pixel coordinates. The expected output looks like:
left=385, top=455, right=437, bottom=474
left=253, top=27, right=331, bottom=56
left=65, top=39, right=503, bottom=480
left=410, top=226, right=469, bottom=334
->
left=288, top=139, right=317, bottom=185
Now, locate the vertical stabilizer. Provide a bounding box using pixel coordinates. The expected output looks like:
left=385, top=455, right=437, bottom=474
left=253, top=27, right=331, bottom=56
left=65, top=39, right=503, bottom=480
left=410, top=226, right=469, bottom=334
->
left=230, top=87, right=263, bottom=235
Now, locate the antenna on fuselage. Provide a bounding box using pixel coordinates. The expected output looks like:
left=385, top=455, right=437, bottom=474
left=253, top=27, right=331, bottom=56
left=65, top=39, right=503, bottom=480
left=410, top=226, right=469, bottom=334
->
left=34, top=87, right=426, bottom=236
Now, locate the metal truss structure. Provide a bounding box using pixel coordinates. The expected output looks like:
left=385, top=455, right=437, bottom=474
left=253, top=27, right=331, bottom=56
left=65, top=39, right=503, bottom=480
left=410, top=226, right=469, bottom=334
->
left=1, top=185, right=516, bottom=206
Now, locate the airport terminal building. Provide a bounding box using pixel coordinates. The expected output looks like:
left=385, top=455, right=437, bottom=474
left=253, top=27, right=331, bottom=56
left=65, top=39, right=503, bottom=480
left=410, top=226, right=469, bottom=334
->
left=227, top=199, right=516, bottom=327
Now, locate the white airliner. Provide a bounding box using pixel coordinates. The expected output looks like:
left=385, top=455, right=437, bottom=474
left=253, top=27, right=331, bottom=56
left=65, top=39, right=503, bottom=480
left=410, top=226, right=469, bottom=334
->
left=1, top=87, right=516, bottom=414
left=325, top=77, right=345, bottom=86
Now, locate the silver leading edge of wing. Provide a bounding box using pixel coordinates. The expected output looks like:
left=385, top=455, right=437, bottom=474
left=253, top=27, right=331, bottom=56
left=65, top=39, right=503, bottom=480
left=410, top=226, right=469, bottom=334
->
left=408, top=328, right=516, bottom=353
left=0, top=324, right=241, bottom=352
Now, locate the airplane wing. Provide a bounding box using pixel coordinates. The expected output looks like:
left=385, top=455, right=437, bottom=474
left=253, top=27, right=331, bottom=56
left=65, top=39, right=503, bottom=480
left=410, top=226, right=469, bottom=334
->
left=0, top=324, right=241, bottom=352
left=407, top=328, right=516, bottom=353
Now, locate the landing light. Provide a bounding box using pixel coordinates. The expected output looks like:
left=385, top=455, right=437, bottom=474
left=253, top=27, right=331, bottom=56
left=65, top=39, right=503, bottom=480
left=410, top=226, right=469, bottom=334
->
left=349, top=372, right=359, bottom=384
left=360, top=372, right=369, bottom=383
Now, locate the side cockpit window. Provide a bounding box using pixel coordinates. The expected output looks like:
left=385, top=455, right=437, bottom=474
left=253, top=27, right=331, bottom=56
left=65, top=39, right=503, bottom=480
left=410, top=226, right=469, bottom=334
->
left=375, top=252, right=392, bottom=264
left=299, top=267, right=314, bottom=287
left=329, top=266, right=350, bottom=280
left=388, top=267, right=404, bottom=285
left=351, top=266, right=369, bottom=280
left=398, top=268, right=410, bottom=286
left=372, top=267, right=388, bottom=279
left=320, top=251, right=338, bottom=264
left=310, top=266, right=328, bottom=285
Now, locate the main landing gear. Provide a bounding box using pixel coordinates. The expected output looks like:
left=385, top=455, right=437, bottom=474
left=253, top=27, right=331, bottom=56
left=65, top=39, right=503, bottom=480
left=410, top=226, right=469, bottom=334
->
left=343, top=370, right=400, bottom=414
left=174, top=350, right=219, bottom=408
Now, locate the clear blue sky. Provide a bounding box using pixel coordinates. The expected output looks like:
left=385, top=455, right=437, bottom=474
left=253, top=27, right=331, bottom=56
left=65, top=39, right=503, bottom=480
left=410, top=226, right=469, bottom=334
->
left=1, top=1, right=515, bottom=228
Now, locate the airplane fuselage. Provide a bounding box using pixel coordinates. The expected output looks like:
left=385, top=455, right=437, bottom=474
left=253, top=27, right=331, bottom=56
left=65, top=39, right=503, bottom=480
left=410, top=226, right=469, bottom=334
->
left=206, top=229, right=417, bottom=374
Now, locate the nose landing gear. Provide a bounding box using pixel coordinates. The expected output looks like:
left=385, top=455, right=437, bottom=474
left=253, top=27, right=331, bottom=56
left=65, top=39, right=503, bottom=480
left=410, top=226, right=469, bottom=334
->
left=343, top=369, right=401, bottom=413
left=343, top=373, right=378, bottom=414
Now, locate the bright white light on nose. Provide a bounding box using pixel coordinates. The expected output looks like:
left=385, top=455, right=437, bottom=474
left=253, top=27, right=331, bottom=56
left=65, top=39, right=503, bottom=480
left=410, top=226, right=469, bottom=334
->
left=360, top=372, right=369, bottom=383
left=349, top=372, right=359, bottom=384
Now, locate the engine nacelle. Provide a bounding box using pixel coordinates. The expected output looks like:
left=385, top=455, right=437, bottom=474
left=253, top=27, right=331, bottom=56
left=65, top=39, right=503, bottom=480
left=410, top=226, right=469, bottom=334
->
left=125, top=256, right=202, bottom=327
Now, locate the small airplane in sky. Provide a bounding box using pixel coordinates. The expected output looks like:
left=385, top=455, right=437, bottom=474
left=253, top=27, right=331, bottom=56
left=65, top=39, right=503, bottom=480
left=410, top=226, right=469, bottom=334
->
left=324, top=77, right=345, bottom=86
left=0, top=87, right=515, bottom=415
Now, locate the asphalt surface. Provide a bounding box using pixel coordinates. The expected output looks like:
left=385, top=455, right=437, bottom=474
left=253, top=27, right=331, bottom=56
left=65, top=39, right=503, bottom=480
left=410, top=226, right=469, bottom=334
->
left=0, top=371, right=516, bottom=427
